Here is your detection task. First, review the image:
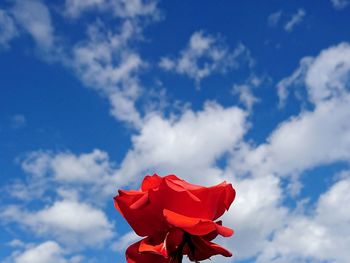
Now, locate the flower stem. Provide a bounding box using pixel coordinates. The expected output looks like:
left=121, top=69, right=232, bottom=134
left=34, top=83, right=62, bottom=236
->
left=169, top=232, right=189, bottom=263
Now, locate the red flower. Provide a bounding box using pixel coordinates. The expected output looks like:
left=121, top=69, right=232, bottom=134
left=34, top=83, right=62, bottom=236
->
left=114, top=174, right=235, bottom=262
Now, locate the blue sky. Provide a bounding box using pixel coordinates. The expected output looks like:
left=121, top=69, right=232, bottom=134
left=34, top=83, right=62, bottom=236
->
left=1, top=0, right=350, bottom=262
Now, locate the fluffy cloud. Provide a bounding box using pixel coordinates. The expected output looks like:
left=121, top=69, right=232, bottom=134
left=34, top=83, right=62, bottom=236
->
left=257, top=177, right=350, bottom=263
left=305, top=43, right=350, bottom=104
left=233, top=95, right=350, bottom=180
left=221, top=174, right=287, bottom=260
left=116, top=102, right=248, bottom=186
left=62, top=0, right=161, bottom=126
left=22, top=149, right=114, bottom=183
left=0, top=9, right=18, bottom=48
left=284, top=9, right=305, bottom=32
left=16, top=149, right=117, bottom=203
left=6, top=241, right=82, bottom=263
left=279, top=43, right=350, bottom=106
left=216, top=42, right=350, bottom=260
left=69, top=21, right=143, bottom=126
left=159, top=31, right=253, bottom=87
left=2, top=200, right=114, bottom=248
left=234, top=43, right=350, bottom=182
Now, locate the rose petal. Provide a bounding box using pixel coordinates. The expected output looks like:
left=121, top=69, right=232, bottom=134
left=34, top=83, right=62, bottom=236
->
left=126, top=240, right=168, bottom=263
left=163, top=209, right=233, bottom=237
left=190, top=181, right=236, bottom=220
left=114, top=191, right=166, bottom=236
left=165, top=228, right=184, bottom=254
left=139, top=235, right=168, bottom=257
left=115, top=174, right=236, bottom=238
left=187, top=236, right=232, bottom=261
left=156, top=176, right=236, bottom=220
left=141, top=174, right=163, bottom=191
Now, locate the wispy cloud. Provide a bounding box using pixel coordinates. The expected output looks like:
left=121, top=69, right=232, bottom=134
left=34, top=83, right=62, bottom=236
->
left=11, top=0, right=55, bottom=51
left=284, top=8, right=306, bottom=32
left=267, top=10, right=282, bottom=27
left=0, top=9, right=18, bottom=49
left=10, top=114, right=27, bottom=129
left=232, top=74, right=264, bottom=111
left=330, top=0, right=349, bottom=9
left=159, top=31, right=253, bottom=88
left=64, top=0, right=160, bottom=19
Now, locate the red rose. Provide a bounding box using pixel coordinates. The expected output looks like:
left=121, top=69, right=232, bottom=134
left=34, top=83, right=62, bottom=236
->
left=114, top=174, right=235, bottom=262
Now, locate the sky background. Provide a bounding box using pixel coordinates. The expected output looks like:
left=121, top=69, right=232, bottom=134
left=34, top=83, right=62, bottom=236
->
left=1, top=0, right=350, bottom=262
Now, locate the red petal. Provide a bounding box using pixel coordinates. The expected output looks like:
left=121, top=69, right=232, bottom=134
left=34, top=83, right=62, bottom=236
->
left=114, top=190, right=166, bottom=236
left=141, top=174, right=163, bottom=191
left=139, top=235, right=168, bottom=257
left=202, top=220, right=234, bottom=241
left=156, top=176, right=236, bottom=221
left=165, top=228, right=184, bottom=254
left=126, top=240, right=169, bottom=263
left=163, top=209, right=233, bottom=237
left=115, top=174, right=236, bottom=237
left=190, top=182, right=236, bottom=220
left=187, top=236, right=232, bottom=261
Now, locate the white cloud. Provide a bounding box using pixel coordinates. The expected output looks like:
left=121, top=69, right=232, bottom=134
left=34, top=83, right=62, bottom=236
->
left=2, top=0, right=153, bottom=127
left=116, top=102, right=248, bottom=186
left=267, top=11, right=282, bottom=27
left=193, top=43, right=350, bottom=263
left=220, top=43, right=350, bottom=260
left=233, top=43, right=350, bottom=182
left=69, top=21, right=143, bottom=126
left=62, top=0, right=161, bottom=126
left=22, top=149, right=113, bottom=183
left=11, top=0, right=54, bottom=50
left=7, top=241, right=82, bottom=263
left=279, top=43, right=350, bottom=106
left=233, top=95, right=350, bottom=180
left=18, top=149, right=118, bottom=203
left=257, top=178, right=350, bottom=263
left=284, top=9, right=305, bottom=32
left=2, top=200, right=114, bottom=248
left=305, top=42, right=350, bottom=104
left=331, top=0, right=349, bottom=9
left=221, top=174, right=287, bottom=260
left=64, top=0, right=159, bottom=19
left=64, top=0, right=105, bottom=17
left=112, top=0, right=159, bottom=18
left=159, top=31, right=253, bottom=87
left=0, top=9, right=18, bottom=48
